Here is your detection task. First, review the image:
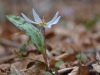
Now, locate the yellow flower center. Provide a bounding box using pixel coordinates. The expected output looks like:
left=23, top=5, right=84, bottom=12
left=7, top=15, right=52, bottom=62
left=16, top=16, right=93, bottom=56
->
left=39, top=16, right=47, bottom=26
left=39, top=22, right=47, bottom=26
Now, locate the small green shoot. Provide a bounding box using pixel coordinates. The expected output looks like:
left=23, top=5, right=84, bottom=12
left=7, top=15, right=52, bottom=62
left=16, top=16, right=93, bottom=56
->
left=76, top=53, right=87, bottom=59
left=9, top=73, right=17, bottom=75
left=14, top=50, right=23, bottom=58
left=55, top=60, right=64, bottom=68
left=51, top=68, right=56, bottom=72
left=43, top=72, right=52, bottom=75
left=83, top=14, right=99, bottom=29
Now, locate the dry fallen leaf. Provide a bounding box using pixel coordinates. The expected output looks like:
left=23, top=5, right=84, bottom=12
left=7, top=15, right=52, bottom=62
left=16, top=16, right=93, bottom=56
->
left=92, top=64, right=100, bottom=73
left=68, top=65, right=89, bottom=75
left=50, top=52, right=77, bottom=68
left=95, top=52, right=100, bottom=61
left=0, top=64, right=11, bottom=75
left=68, top=67, right=78, bottom=75
left=76, top=65, right=89, bottom=75
left=11, top=62, right=47, bottom=75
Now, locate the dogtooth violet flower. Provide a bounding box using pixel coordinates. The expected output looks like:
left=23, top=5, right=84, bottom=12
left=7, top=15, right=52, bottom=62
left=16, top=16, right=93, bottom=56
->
left=21, top=9, right=61, bottom=28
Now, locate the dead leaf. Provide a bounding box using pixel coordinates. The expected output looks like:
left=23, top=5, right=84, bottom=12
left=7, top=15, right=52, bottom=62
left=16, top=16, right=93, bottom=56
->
left=92, top=64, right=100, bottom=73
left=68, top=67, right=78, bottom=75
left=68, top=65, right=89, bottom=75
left=45, top=30, right=55, bottom=39
left=96, top=52, right=100, bottom=61
left=0, top=64, right=11, bottom=75
left=50, top=52, right=77, bottom=68
left=20, top=62, right=47, bottom=75
left=77, top=65, right=89, bottom=75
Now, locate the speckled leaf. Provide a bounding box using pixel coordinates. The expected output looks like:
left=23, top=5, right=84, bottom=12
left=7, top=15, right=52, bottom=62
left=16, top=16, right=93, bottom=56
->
left=6, top=15, right=45, bottom=54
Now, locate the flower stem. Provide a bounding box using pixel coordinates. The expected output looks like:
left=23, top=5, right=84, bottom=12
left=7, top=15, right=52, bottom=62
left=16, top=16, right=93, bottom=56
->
left=42, top=27, right=49, bottom=71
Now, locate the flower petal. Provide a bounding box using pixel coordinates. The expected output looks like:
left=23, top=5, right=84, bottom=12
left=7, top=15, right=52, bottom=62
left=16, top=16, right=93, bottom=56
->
left=21, top=13, right=37, bottom=24
left=47, top=16, right=61, bottom=28
left=45, top=25, right=51, bottom=28
left=32, top=9, right=42, bottom=23
left=47, top=11, right=59, bottom=25
left=51, top=16, right=61, bottom=24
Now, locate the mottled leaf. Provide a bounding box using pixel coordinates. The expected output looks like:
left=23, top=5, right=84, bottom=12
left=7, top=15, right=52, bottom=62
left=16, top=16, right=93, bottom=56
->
left=6, top=15, right=45, bottom=54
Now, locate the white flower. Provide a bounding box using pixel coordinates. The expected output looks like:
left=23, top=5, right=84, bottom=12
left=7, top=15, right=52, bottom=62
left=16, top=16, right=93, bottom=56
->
left=21, top=9, right=61, bottom=28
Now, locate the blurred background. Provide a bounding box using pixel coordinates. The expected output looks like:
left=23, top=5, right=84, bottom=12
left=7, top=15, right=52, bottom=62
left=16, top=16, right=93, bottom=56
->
left=0, top=0, right=100, bottom=65
left=1, top=0, right=100, bottom=23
